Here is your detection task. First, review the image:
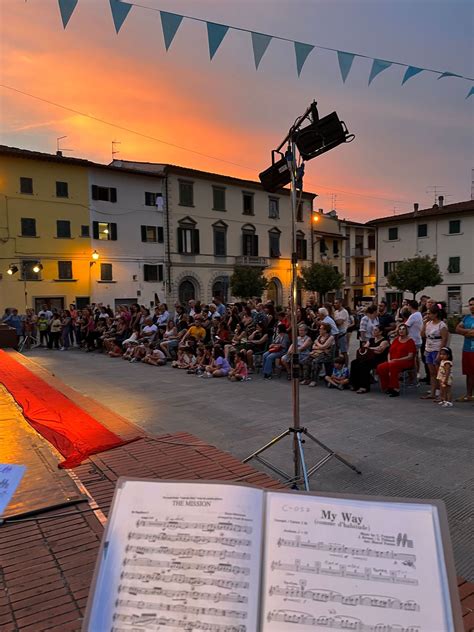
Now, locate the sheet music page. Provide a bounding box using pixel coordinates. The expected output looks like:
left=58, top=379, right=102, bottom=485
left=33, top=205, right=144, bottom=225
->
left=85, top=480, right=264, bottom=632
left=261, top=492, right=453, bottom=632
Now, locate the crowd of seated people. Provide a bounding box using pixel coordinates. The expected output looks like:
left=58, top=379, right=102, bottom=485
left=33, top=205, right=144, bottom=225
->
left=4, top=293, right=473, bottom=405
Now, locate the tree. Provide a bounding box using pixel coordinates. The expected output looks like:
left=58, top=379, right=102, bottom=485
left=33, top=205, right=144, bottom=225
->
left=230, top=266, right=268, bottom=300
left=300, top=263, right=345, bottom=302
left=386, top=256, right=443, bottom=299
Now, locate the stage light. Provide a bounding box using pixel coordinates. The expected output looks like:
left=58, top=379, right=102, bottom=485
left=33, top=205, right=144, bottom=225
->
left=32, top=263, right=43, bottom=273
left=91, top=250, right=100, bottom=261
left=7, top=265, right=18, bottom=275
left=258, top=151, right=291, bottom=193
left=294, top=111, right=353, bottom=161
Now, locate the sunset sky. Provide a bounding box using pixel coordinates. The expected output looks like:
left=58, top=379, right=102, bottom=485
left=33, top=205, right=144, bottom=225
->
left=0, top=0, right=472, bottom=221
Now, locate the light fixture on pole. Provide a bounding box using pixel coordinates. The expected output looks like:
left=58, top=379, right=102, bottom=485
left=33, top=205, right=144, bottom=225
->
left=247, top=101, right=359, bottom=491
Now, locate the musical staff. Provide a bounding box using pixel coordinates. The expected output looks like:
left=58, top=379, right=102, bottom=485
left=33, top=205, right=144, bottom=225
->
left=128, top=531, right=252, bottom=548
left=115, top=598, right=248, bottom=619
left=268, top=585, right=420, bottom=611
left=118, top=583, right=248, bottom=603
left=125, top=544, right=250, bottom=561
left=136, top=518, right=253, bottom=534
left=112, top=612, right=246, bottom=632
left=267, top=609, right=421, bottom=631
left=120, top=570, right=249, bottom=590
left=277, top=537, right=416, bottom=564
left=122, top=558, right=251, bottom=575
left=270, top=560, right=418, bottom=585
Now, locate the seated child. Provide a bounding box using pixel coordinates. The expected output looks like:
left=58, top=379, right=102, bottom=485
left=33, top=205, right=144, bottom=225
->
left=228, top=350, right=249, bottom=382
left=143, top=347, right=167, bottom=366
left=324, top=356, right=350, bottom=390
left=204, top=345, right=231, bottom=378
left=172, top=345, right=196, bottom=369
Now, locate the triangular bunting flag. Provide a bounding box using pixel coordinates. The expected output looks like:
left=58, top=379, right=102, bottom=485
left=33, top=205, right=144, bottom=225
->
left=466, top=87, right=474, bottom=99
left=109, top=0, right=132, bottom=34
left=368, top=59, right=392, bottom=85
left=294, top=42, right=314, bottom=77
left=337, top=51, right=355, bottom=83
left=437, top=71, right=463, bottom=80
left=251, top=32, right=272, bottom=70
left=160, top=11, right=184, bottom=51
left=58, top=0, right=78, bottom=28
left=206, top=22, right=229, bottom=60
left=402, top=66, right=423, bottom=85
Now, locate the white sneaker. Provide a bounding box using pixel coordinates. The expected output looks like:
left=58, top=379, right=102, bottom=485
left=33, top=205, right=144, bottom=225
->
left=437, top=400, right=445, bottom=405
left=442, top=401, right=453, bottom=407
left=60, top=347, right=66, bottom=351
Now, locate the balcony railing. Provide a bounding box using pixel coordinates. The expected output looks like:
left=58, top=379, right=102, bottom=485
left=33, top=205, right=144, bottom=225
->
left=235, top=256, right=269, bottom=267
left=351, top=247, right=372, bottom=257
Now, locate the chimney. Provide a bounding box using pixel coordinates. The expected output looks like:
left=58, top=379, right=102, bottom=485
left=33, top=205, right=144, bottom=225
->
left=318, top=208, right=324, bottom=213
left=438, top=195, right=444, bottom=208
left=56, top=150, right=63, bottom=157
left=414, top=203, right=419, bottom=213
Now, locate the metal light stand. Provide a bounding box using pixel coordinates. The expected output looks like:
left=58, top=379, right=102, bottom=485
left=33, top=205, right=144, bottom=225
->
left=243, top=109, right=361, bottom=490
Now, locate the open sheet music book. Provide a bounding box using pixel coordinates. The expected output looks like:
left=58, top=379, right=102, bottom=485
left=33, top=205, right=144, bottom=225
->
left=83, top=479, right=462, bottom=632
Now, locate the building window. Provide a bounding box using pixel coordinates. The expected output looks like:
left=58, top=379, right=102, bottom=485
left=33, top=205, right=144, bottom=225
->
left=177, top=218, right=199, bottom=254
left=212, top=186, right=226, bottom=211
left=213, top=223, right=227, bottom=257
left=333, top=240, right=340, bottom=256
left=141, top=226, right=163, bottom=243
left=296, top=202, right=304, bottom=222
left=179, top=181, right=194, bottom=207
left=145, top=192, right=159, bottom=206
left=388, top=227, right=398, bottom=241
left=91, top=185, right=117, bottom=203
left=383, top=261, right=401, bottom=276
left=367, top=233, right=375, bottom=249
left=21, top=260, right=41, bottom=281
left=242, top=192, right=254, bottom=215
left=319, top=239, right=328, bottom=254
left=369, top=260, right=376, bottom=276
left=296, top=232, right=307, bottom=260
left=144, top=264, right=163, bottom=282
left=269, top=228, right=281, bottom=258
left=242, top=225, right=258, bottom=257
left=56, top=181, right=69, bottom=198
left=58, top=261, right=73, bottom=280
left=448, top=257, right=460, bottom=274
left=21, top=218, right=36, bottom=237
left=93, top=221, right=117, bottom=241
left=56, top=220, right=71, bottom=239
left=81, top=225, right=90, bottom=237
left=268, top=197, right=279, bottom=219
left=20, top=177, right=33, bottom=194
left=449, top=219, right=461, bottom=234
left=417, top=223, right=428, bottom=238
left=100, top=263, right=113, bottom=281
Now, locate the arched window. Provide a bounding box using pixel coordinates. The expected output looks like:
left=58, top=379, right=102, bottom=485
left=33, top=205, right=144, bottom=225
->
left=179, top=278, right=197, bottom=304
left=212, top=221, right=227, bottom=257
left=268, top=227, right=281, bottom=258
left=267, top=277, right=283, bottom=306
left=242, top=224, right=258, bottom=257
left=177, top=217, right=199, bottom=254
left=212, top=276, right=230, bottom=303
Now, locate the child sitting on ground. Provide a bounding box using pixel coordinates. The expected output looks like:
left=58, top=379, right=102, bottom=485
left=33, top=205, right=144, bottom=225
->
left=203, top=345, right=231, bottom=378
left=325, top=356, right=350, bottom=390
left=143, top=346, right=167, bottom=366
left=437, top=347, right=453, bottom=408
left=172, top=345, right=196, bottom=369
left=228, top=350, right=249, bottom=382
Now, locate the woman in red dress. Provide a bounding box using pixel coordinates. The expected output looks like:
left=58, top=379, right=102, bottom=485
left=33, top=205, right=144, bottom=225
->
left=376, top=324, right=416, bottom=397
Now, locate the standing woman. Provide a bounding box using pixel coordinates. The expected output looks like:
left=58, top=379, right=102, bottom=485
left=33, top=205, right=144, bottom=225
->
left=421, top=305, right=449, bottom=400
left=376, top=324, right=416, bottom=397
left=60, top=310, right=72, bottom=350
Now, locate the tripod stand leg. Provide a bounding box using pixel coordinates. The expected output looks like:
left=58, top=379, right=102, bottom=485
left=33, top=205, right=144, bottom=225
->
left=296, top=431, right=310, bottom=491
left=242, top=429, right=291, bottom=464
left=304, top=430, right=362, bottom=475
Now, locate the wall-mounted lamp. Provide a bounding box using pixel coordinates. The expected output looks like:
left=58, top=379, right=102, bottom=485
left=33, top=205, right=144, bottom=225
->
left=7, top=264, right=19, bottom=276
left=90, top=250, right=100, bottom=267
left=32, top=263, right=43, bottom=274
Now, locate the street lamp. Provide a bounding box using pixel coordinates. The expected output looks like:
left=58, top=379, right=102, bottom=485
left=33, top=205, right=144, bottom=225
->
left=91, top=250, right=100, bottom=261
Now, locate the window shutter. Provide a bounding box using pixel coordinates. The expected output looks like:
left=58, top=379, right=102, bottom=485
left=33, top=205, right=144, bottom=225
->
left=110, top=223, right=118, bottom=241
left=177, top=227, right=184, bottom=253
left=92, top=221, right=99, bottom=239
left=158, top=265, right=163, bottom=282
left=157, top=227, right=164, bottom=243
left=302, top=239, right=307, bottom=260
left=110, top=188, right=117, bottom=203
left=384, top=262, right=388, bottom=276
left=141, top=226, right=147, bottom=242
left=192, top=229, right=200, bottom=254
left=253, top=234, right=259, bottom=256
left=91, top=185, right=98, bottom=200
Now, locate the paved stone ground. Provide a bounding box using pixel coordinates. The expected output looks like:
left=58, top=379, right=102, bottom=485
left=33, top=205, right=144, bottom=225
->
left=26, top=334, right=474, bottom=580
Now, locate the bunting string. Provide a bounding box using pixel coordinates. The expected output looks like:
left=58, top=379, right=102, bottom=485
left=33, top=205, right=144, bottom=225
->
left=56, top=0, right=473, bottom=98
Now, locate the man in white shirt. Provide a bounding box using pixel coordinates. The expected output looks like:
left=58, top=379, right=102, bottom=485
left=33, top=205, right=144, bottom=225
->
left=38, top=303, right=53, bottom=321
left=140, top=317, right=158, bottom=340
left=334, top=298, right=350, bottom=364
left=406, top=300, right=423, bottom=376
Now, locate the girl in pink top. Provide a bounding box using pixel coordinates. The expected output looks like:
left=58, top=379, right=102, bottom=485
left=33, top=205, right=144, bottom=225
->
left=228, top=351, right=249, bottom=382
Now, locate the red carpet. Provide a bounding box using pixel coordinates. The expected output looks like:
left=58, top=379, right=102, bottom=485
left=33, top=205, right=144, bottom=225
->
left=0, top=350, right=138, bottom=468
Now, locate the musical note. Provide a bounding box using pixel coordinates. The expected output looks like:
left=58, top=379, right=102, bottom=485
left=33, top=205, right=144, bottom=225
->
left=125, top=544, right=250, bottom=561
left=118, top=584, right=248, bottom=604
left=122, top=558, right=251, bottom=576
left=112, top=612, right=246, bottom=632
left=136, top=518, right=253, bottom=534
left=267, top=609, right=421, bottom=631
left=276, top=536, right=416, bottom=564
left=120, top=570, right=249, bottom=590
left=270, top=560, right=418, bottom=586
left=114, top=598, right=247, bottom=619
left=127, top=531, right=252, bottom=548
left=267, top=585, right=420, bottom=611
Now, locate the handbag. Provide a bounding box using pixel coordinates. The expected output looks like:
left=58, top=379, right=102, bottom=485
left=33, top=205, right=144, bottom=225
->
left=268, top=344, right=282, bottom=353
